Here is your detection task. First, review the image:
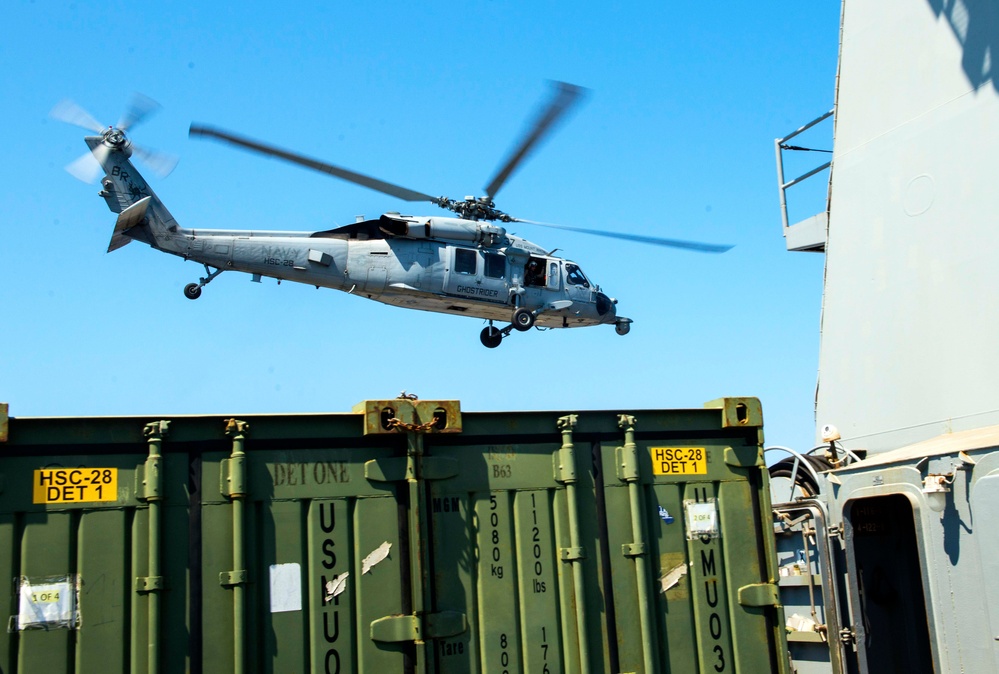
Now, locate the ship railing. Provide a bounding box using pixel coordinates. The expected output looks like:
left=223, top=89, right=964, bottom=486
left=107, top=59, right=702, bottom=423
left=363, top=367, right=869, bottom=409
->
left=775, top=109, right=834, bottom=252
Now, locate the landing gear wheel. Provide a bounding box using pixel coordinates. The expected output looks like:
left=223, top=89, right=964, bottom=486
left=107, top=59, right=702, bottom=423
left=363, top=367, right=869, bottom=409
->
left=184, top=283, right=203, bottom=300
left=512, top=308, right=535, bottom=332
left=479, top=326, right=503, bottom=349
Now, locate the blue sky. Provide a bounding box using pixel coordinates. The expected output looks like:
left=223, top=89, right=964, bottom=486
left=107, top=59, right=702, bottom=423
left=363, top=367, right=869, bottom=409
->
left=2, top=1, right=839, bottom=451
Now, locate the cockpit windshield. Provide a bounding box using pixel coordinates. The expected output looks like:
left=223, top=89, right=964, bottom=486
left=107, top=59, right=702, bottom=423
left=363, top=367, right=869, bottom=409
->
left=565, top=263, right=590, bottom=288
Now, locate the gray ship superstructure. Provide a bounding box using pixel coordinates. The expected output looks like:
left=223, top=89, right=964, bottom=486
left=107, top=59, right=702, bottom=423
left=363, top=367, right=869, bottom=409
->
left=771, top=2, right=999, bottom=672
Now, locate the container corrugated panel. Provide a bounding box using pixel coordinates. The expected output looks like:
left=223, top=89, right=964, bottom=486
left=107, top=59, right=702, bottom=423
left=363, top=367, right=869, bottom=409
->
left=0, top=398, right=787, bottom=673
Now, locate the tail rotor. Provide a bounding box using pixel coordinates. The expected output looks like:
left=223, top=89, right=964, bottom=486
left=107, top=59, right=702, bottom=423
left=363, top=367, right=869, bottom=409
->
left=51, top=93, right=178, bottom=183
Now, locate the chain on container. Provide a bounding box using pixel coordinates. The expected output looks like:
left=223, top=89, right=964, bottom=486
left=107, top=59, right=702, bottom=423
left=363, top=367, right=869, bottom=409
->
left=384, top=416, right=440, bottom=434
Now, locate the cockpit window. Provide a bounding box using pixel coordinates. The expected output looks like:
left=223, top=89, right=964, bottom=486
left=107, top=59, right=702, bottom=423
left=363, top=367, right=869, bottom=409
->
left=565, top=263, right=590, bottom=288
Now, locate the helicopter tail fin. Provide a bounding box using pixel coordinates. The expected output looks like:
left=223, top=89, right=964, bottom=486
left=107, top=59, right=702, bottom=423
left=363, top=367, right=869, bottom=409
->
left=107, top=196, right=152, bottom=252
left=88, top=140, right=180, bottom=251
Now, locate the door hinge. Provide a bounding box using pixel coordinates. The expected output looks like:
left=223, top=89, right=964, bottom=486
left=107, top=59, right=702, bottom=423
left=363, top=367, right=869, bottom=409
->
left=135, top=576, right=167, bottom=593
left=219, top=457, right=249, bottom=498
left=370, top=610, right=467, bottom=643
left=219, top=570, right=249, bottom=587
left=622, top=543, right=647, bottom=557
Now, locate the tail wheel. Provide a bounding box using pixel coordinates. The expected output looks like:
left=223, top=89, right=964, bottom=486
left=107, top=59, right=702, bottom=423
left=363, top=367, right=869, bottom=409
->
left=184, top=283, right=203, bottom=300
left=512, top=308, right=535, bottom=331
left=479, top=326, right=503, bottom=348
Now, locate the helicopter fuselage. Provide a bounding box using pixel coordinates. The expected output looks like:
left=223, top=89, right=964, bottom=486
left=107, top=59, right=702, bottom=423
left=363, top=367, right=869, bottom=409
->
left=168, top=221, right=618, bottom=328
left=60, top=84, right=734, bottom=346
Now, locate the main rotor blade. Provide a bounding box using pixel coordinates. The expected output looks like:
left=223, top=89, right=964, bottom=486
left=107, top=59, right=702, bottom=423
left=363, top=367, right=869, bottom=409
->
left=118, top=93, right=161, bottom=132
left=190, top=124, right=440, bottom=203
left=50, top=99, right=105, bottom=134
left=514, top=219, right=734, bottom=253
left=484, top=81, right=586, bottom=200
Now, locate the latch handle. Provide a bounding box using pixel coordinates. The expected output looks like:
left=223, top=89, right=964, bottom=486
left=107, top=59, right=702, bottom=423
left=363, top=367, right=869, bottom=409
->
left=370, top=611, right=467, bottom=643
left=737, top=582, right=779, bottom=607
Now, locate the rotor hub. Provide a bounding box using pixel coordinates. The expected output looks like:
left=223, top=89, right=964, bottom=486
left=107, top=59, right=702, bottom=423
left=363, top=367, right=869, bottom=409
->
left=103, top=126, right=129, bottom=149
left=440, top=196, right=512, bottom=222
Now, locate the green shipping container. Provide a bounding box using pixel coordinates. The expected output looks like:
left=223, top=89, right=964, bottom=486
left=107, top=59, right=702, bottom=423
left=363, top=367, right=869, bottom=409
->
left=0, top=398, right=788, bottom=673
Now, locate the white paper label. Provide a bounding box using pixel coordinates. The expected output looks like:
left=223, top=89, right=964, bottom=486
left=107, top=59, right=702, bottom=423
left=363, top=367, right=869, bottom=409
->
left=684, top=500, right=720, bottom=539
left=269, top=563, right=302, bottom=613
left=18, top=580, right=75, bottom=628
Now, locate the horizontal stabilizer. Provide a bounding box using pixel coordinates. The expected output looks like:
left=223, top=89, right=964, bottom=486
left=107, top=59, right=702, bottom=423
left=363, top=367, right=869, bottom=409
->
left=108, top=196, right=151, bottom=252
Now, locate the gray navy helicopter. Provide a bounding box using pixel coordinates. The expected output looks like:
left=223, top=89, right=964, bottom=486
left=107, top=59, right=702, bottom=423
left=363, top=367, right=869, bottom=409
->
left=53, top=84, right=732, bottom=348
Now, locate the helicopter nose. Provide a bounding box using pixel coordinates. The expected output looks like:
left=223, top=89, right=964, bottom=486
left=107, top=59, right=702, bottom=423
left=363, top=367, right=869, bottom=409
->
left=595, top=292, right=615, bottom=317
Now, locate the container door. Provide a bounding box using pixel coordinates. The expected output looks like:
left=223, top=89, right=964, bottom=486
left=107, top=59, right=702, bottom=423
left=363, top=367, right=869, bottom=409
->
left=424, top=438, right=579, bottom=673
left=199, top=423, right=412, bottom=674
left=0, top=424, right=191, bottom=674
left=421, top=400, right=786, bottom=674
left=599, top=427, right=785, bottom=673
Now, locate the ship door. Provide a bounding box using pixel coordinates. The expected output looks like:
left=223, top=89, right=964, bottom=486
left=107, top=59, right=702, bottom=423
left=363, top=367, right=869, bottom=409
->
left=844, top=495, right=933, bottom=673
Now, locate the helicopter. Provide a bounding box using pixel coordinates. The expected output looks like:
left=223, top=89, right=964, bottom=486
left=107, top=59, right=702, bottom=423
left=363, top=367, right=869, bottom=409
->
left=53, top=84, right=732, bottom=348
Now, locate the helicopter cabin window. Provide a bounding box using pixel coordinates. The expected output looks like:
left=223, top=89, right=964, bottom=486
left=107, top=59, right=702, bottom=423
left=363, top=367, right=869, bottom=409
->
left=524, top=257, right=547, bottom=287
left=454, top=248, right=477, bottom=275
left=484, top=252, right=505, bottom=279
left=565, top=263, right=590, bottom=288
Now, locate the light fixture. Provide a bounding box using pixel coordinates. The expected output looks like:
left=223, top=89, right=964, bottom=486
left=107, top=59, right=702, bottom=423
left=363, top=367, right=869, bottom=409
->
left=820, top=424, right=841, bottom=442
left=821, top=423, right=842, bottom=464
left=922, top=474, right=951, bottom=513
